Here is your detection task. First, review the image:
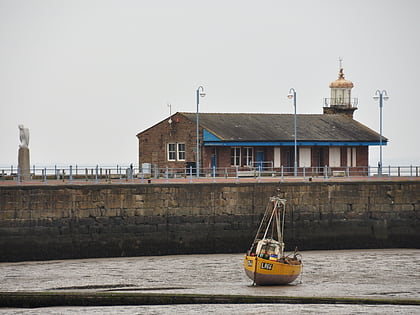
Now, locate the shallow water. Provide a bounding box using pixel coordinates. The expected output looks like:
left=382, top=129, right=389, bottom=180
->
left=0, top=249, right=419, bottom=314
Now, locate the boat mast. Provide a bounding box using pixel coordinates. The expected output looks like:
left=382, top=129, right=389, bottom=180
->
left=270, top=197, right=286, bottom=257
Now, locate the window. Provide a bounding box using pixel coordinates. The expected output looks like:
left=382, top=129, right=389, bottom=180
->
left=231, top=147, right=241, bottom=166
left=244, top=147, right=253, bottom=166
left=167, top=143, right=186, bottom=161
left=329, top=147, right=341, bottom=167
left=347, top=147, right=357, bottom=167
left=299, top=147, right=311, bottom=167
left=274, top=147, right=281, bottom=168
left=177, top=143, right=186, bottom=161
left=168, top=143, right=176, bottom=161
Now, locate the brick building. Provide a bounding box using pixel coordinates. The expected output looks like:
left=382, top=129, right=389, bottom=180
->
left=137, top=68, right=386, bottom=176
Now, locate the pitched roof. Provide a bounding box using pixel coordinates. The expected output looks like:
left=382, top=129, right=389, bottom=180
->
left=180, top=112, right=385, bottom=143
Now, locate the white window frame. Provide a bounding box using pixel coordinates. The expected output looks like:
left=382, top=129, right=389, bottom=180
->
left=244, top=147, right=253, bottom=167
left=231, top=147, right=241, bottom=166
left=167, top=143, right=176, bottom=161
left=177, top=143, right=186, bottom=161
left=167, top=142, right=186, bottom=161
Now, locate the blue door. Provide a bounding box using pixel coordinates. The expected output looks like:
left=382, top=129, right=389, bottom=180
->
left=211, top=154, right=217, bottom=169
left=256, top=151, right=264, bottom=169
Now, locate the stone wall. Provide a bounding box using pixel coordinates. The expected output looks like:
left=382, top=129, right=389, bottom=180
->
left=0, top=181, right=419, bottom=261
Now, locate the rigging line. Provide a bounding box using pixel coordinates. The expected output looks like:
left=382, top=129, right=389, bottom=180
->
left=253, top=201, right=271, bottom=243
left=281, top=199, right=286, bottom=245
left=262, top=200, right=276, bottom=240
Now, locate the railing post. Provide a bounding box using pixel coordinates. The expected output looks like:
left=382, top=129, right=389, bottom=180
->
left=189, top=166, right=193, bottom=183
left=95, top=165, right=98, bottom=183
left=43, top=168, right=47, bottom=183
left=235, top=166, right=239, bottom=183
left=212, top=165, right=216, bottom=182
left=303, top=167, right=306, bottom=180
left=324, top=165, right=328, bottom=180
left=281, top=165, right=284, bottom=182
left=165, top=166, right=169, bottom=183
left=69, top=165, right=73, bottom=183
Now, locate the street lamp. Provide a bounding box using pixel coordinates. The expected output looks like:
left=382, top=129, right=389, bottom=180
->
left=196, top=86, right=206, bottom=178
left=373, top=90, right=389, bottom=176
left=288, top=88, right=297, bottom=177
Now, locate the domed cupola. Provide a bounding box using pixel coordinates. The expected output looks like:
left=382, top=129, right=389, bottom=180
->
left=324, top=65, right=358, bottom=118
left=329, top=68, right=354, bottom=89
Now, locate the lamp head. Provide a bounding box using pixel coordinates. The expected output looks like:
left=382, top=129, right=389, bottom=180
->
left=287, top=93, right=294, bottom=99
left=199, top=92, right=206, bottom=98
left=373, top=90, right=389, bottom=101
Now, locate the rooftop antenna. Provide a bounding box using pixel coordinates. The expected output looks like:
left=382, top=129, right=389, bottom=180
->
left=167, top=103, right=172, bottom=124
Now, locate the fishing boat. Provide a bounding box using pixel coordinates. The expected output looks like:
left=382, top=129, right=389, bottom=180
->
left=244, top=196, right=302, bottom=285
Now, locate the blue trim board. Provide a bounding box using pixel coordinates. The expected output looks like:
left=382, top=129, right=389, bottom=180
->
left=202, top=129, right=387, bottom=147
left=203, top=141, right=386, bottom=147
left=203, top=129, right=221, bottom=141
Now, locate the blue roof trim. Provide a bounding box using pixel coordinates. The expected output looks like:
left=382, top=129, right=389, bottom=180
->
left=203, top=129, right=222, bottom=141
left=203, top=141, right=387, bottom=146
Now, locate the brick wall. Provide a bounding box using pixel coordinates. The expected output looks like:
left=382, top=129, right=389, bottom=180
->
left=138, top=113, right=198, bottom=170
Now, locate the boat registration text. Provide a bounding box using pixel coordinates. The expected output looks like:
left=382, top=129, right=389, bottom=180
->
left=261, top=262, right=273, bottom=270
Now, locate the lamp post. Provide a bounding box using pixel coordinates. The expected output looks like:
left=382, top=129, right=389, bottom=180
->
left=373, top=90, right=389, bottom=176
left=287, top=88, right=297, bottom=177
left=196, top=86, right=206, bottom=178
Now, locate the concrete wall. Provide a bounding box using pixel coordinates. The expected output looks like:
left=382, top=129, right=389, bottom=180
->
left=0, top=181, right=419, bottom=262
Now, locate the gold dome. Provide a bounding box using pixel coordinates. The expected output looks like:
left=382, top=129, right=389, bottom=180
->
left=329, top=68, right=354, bottom=88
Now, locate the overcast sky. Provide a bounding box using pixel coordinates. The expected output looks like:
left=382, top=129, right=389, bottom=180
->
left=1, top=0, right=419, bottom=167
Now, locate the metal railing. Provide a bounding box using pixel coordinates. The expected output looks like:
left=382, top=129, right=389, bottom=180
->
left=1, top=164, right=419, bottom=184
left=324, top=97, right=358, bottom=107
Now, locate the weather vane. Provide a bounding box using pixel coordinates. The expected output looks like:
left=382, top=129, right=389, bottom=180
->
left=339, top=56, right=343, bottom=69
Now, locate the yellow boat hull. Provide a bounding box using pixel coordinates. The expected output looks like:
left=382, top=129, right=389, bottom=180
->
left=244, top=255, right=302, bottom=285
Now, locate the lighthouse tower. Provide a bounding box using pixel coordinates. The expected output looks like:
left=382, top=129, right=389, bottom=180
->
left=323, top=65, right=358, bottom=118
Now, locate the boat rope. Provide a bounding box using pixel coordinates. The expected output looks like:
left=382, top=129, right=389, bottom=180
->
left=262, top=202, right=276, bottom=240
left=251, top=202, right=272, bottom=248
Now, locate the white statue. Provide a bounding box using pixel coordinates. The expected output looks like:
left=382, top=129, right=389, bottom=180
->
left=18, top=124, right=30, bottom=148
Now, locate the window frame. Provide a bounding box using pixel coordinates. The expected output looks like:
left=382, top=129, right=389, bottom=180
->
left=167, top=142, right=186, bottom=161
left=231, top=147, right=241, bottom=166
left=244, top=147, right=254, bottom=167
left=177, top=143, right=186, bottom=161
left=167, top=143, right=177, bottom=161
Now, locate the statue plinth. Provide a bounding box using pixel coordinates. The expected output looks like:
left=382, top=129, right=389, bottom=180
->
left=18, top=147, right=30, bottom=180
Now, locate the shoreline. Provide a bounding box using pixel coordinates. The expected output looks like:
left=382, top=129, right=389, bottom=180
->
left=1, top=291, right=419, bottom=308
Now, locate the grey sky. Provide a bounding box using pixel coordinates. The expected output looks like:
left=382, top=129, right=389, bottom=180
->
left=1, top=0, right=419, bottom=166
